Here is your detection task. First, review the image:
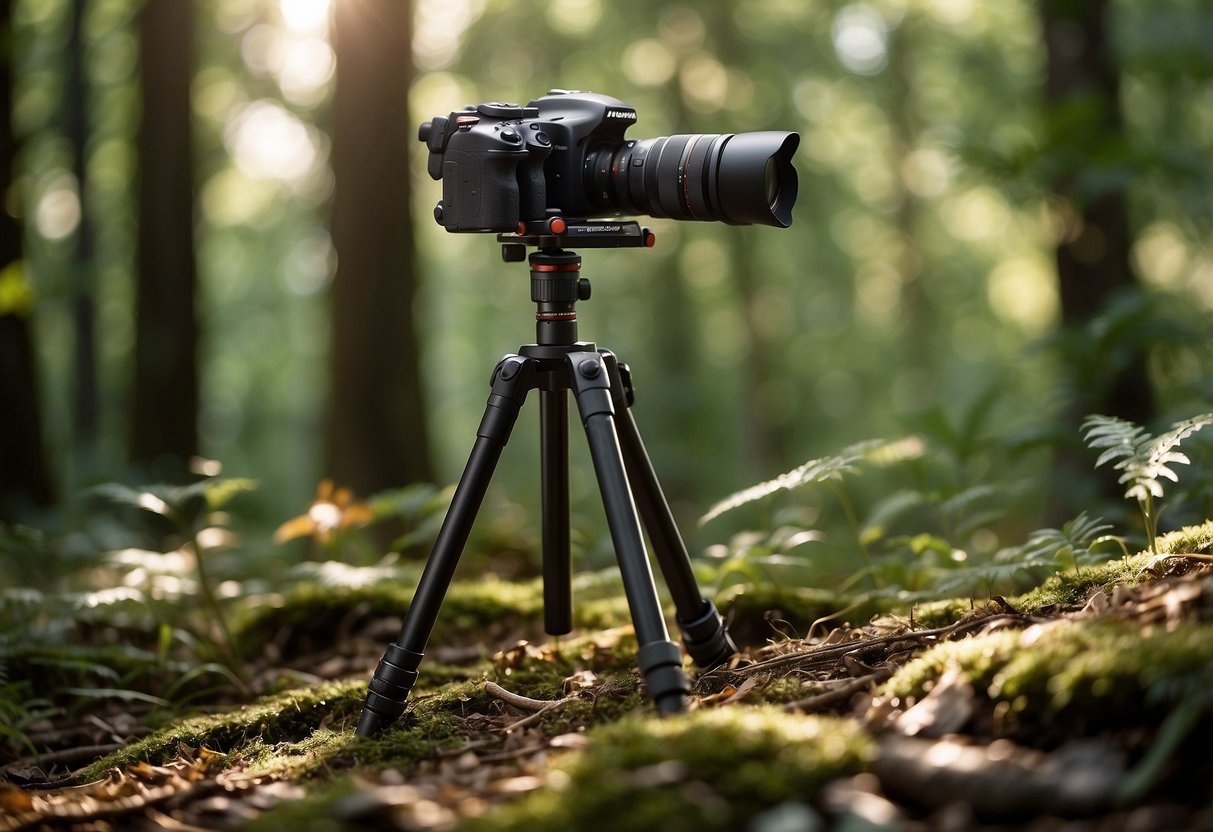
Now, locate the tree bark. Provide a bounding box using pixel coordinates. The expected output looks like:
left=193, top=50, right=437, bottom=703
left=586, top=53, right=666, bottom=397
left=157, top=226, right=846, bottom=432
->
left=1041, top=0, right=1153, bottom=520
left=130, top=0, right=199, bottom=474
left=68, top=0, right=99, bottom=450
left=327, top=0, right=433, bottom=495
left=1041, top=0, right=1152, bottom=427
left=0, top=0, right=55, bottom=519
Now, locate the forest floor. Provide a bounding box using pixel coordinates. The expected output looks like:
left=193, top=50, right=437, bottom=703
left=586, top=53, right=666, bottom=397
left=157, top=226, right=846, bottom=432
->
left=4, top=523, right=1213, bottom=831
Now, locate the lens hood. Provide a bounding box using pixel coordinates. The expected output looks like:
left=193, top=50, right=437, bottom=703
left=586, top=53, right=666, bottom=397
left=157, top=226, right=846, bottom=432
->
left=716, top=131, right=799, bottom=228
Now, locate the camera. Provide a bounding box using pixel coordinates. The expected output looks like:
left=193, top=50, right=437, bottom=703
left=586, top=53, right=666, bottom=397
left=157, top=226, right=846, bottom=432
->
left=418, top=90, right=799, bottom=233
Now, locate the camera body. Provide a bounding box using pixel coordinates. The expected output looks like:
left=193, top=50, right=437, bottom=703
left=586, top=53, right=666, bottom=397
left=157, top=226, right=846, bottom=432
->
left=419, top=90, right=799, bottom=233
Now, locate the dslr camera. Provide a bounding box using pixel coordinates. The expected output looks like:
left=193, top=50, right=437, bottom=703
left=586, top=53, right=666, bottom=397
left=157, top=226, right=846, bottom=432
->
left=419, top=90, right=799, bottom=233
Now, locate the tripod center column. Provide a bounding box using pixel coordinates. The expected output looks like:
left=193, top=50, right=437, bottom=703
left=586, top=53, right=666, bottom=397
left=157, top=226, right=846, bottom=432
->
left=530, top=250, right=589, bottom=346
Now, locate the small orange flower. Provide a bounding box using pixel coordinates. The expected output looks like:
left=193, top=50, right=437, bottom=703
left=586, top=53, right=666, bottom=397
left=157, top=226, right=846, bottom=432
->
left=275, top=479, right=375, bottom=545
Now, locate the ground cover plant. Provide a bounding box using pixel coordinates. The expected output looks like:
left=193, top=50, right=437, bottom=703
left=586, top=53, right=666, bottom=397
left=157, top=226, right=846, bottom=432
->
left=3, top=416, right=1213, bottom=831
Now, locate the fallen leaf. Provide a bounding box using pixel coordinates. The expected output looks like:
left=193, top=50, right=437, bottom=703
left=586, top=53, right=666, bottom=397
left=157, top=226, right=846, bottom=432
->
left=893, top=667, right=974, bottom=738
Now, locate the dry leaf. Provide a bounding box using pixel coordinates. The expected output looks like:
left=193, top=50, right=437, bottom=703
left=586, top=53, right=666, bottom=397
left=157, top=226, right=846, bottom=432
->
left=893, top=667, right=974, bottom=738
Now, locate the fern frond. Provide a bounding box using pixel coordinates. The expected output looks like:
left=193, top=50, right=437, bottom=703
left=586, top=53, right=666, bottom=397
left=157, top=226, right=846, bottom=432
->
left=1083, top=413, right=1213, bottom=503
left=699, top=438, right=896, bottom=525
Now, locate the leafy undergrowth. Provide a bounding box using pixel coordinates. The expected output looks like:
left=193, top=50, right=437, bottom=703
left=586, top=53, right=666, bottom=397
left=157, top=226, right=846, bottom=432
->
left=4, top=522, right=1213, bottom=831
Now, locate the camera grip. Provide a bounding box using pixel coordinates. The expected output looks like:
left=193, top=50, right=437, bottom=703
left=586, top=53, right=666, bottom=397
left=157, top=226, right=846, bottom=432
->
left=517, top=156, right=547, bottom=223
left=441, top=149, right=521, bottom=232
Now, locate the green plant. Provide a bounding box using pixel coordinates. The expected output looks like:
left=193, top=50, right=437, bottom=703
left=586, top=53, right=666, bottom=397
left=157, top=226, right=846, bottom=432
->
left=700, top=438, right=925, bottom=588
left=1082, top=412, right=1213, bottom=554
left=927, top=512, right=1122, bottom=599
left=94, top=473, right=258, bottom=685
left=0, top=655, right=55, bottom=759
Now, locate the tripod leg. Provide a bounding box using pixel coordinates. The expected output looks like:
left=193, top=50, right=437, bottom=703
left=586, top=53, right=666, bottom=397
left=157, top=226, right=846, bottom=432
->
left=357, top=356, right=536, bottom=737
left=540, top=389, right=573, bottom=635
left=567, top=351, right=690, bottom=716
left=603, top=352, right=738, bottom=670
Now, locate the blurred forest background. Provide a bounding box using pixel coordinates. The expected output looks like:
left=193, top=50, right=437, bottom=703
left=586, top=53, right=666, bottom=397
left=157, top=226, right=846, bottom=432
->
left=2, top=0, right=1211, bottom=580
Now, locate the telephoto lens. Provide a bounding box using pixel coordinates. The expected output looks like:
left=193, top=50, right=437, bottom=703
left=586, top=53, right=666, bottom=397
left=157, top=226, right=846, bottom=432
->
left=585, top=131, right=799, bottom=227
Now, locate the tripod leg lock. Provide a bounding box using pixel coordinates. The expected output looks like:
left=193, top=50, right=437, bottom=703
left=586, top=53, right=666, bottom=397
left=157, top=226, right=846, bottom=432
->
left=636, top=641, right=691, bottom=716
left=677, top=599, right=738, bottom=670
left=357, top=643, right=424, bottom=736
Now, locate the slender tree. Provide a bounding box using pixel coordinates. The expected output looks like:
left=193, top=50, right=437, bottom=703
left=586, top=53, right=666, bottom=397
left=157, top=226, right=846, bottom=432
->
left=1041, top=0, right=1152, bottom=425
left=1040, top=0, right=1153, bottom=515
left=67, top=0, right=98, bottom=450
left=0, top=0, right=54, bottom=519
left=327, top=0, right=433, bottom=496
left=130, top=0, right=199, bottom=473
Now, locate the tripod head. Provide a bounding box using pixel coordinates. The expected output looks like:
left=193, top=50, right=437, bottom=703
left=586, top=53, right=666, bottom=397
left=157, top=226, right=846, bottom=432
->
left=496, top=219, right=655, bottom=346
left=497, top=218, right=655, bottom=262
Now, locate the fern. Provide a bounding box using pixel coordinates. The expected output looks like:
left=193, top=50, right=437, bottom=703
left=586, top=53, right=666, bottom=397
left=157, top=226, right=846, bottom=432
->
left=924, top=512, right=1115, bottom=598
left=1082, top=413, right=1213, bottom=554
left=700, top=438, right=910, bottom=525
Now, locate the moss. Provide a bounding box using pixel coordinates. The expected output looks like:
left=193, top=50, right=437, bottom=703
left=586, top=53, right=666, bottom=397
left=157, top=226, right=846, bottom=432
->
left=910, top=598, right=986, bottom=628
left=234, top=575, right=635, bottom=661
left=1155, top=521, right=1213, bottom=555
left=76, top=675, right=491, bottom=781
left=883, top=618, right=1213, bottom=740
left=1008, top=521, right=1213, bottom=613
left=1012, top=552, right=1153, bottom=611
left=470, top=707, right=874, bottom=832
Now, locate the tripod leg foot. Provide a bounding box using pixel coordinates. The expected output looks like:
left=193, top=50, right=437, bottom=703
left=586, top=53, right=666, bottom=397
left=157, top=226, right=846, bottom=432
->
left=357, top=642, right=423, bottom=736
left=677, top=599, right=737, bottom=670
left=637, top=641, right=690, bottom=716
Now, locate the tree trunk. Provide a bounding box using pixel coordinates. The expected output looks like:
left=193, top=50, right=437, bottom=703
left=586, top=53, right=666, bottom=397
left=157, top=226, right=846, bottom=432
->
left=130, top=0, right=199, bottom=475
left=68, top=0, right=99, bottom=451
left=1041, top=0, right=1152, bottom=426
left=1041, top=0, right=1153, bottom=519
left=0, top=0, right=55, bottom=519
left=327, top=0, right=433, bottom=496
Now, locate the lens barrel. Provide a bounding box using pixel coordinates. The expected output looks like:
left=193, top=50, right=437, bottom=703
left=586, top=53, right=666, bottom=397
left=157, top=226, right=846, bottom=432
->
left=585, top=131, right=799, bottom=228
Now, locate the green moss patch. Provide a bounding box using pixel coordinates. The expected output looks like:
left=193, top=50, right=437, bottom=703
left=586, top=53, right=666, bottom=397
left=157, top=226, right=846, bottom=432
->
left=1013, top=555, right=1152, bottom=611
left=471, top=707, right=874, bottom=832
left=883, top=618, right=1213, bottom=741
left=1154, top=522, right=1213, bottom=556
left=234, top=575, right=634, bottom=661
left=76, top=676, right=494, bottom=782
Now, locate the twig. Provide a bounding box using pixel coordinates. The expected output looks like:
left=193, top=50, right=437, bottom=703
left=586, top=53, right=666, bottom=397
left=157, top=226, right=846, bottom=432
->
left=2, top=744, right=123, bottom=781
left=1151, top=552, right=1213, bottom=563
left=502, top=703, right=572, bottom=737
left=738, top=614, right=1036, bottom=676
left=484, top=682, right=564, bottom=712
left=484, top=681, right=577, bottom=733
left=783, top=667, right=892, bottom=713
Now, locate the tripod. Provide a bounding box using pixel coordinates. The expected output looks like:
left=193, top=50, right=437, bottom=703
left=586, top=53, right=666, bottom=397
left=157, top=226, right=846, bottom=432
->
left=356, top=221, right=737, bottom=736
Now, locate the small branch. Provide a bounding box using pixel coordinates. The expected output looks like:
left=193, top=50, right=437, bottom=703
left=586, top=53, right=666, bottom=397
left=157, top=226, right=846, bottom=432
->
left=499, top=701, right=569, bottom=733
left=484, top=681, right=577, bottom=733
left=738, top=614, right=1033, bottom=676
left=2, top=743, right=123, bottom=778
left=783, top=668, right=892, bottom=713
left=1152, top=552, right=1213, bottom=563
left=484, top=682, right=564, bottom=712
